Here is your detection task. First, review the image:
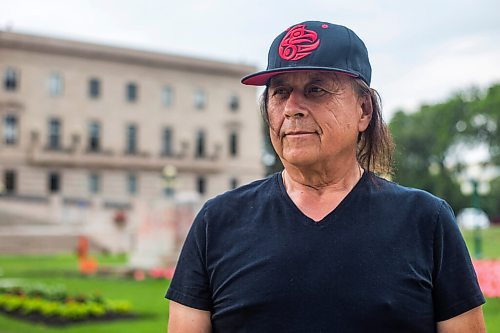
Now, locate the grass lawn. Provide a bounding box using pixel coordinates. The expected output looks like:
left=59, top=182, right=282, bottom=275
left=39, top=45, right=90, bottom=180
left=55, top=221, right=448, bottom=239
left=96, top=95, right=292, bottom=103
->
left=0, top=226, right=498, bottom=332
left=461, top=225, right=500, bottom=259
left=461, top=225, right=500, bottom=332
left=484, top=298, right=500, bottom=331
left=0, top=254, right=169, bottom=333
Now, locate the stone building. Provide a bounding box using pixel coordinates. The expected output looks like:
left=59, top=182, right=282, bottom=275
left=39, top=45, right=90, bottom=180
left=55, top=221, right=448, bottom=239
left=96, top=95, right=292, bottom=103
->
left=0, top=30, right=263, bottom=254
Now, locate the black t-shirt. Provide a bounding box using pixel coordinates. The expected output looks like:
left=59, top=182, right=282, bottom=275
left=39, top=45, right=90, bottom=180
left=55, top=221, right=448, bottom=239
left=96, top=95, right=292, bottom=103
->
left=166, top=172, right=485, bottom=332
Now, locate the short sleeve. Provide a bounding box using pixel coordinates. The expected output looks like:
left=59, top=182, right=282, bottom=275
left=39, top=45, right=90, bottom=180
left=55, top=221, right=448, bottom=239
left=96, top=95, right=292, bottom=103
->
left=165, top=204, right=212, bottom=311
left=432, top=201, right=485, bottom=321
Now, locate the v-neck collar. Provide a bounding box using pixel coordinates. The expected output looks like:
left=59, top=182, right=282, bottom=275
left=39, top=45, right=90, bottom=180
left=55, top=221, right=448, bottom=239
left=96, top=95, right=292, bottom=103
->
left=276, top=170, right=369, bottom=226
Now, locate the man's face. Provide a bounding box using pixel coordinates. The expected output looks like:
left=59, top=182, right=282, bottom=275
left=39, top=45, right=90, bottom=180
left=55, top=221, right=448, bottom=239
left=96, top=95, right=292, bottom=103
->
left=267, top=72, right=371, bottom=170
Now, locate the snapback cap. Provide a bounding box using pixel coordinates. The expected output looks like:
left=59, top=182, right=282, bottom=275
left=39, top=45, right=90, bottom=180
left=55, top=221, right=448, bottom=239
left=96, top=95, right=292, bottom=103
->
left=241, top=21, right=371, bottom=86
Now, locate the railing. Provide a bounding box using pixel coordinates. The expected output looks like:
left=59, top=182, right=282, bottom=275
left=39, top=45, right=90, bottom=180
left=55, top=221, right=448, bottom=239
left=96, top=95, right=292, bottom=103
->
left=26, top=137, right=224, bottom=173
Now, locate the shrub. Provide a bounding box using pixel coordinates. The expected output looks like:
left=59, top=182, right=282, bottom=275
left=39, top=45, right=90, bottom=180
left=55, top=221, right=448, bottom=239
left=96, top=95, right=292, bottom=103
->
left=105, top=300, right=132, bottom=315
left=20, top=297, right=45, bottom=315
left=87, top=302, right=106, bottom=317
left=0, top=283, right=133, bottom=324
left=1, top=294, right=23, bottom=312
left=39, top=301, right=60, bottom=318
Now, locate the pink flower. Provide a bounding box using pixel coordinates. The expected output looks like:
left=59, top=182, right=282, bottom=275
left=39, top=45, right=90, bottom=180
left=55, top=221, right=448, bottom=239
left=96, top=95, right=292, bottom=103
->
left=473, top=260, right=500, bottom=298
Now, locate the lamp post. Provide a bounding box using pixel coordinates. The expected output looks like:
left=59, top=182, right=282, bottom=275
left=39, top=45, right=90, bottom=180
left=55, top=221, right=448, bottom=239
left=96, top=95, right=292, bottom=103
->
left=459, top=161, right=493, bottom=259
left=470, top=180, right=482, bottom=259
left=162, top=165, right=177, bottom=198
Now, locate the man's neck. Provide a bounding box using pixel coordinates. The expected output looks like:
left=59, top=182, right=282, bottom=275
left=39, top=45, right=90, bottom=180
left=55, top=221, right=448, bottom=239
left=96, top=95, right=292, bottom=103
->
left=282, top=161, right=363, bottom=195
left=281, top=161, right=364, bottom=222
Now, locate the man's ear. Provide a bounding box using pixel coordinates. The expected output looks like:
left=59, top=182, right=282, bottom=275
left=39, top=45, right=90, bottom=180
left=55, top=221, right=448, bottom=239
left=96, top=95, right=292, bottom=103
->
left=358, top=95, right=373, bottom=132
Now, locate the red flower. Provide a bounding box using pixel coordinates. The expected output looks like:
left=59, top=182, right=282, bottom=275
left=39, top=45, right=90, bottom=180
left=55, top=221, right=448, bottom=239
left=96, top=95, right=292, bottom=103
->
left=473, top=260, right=500, bottom=297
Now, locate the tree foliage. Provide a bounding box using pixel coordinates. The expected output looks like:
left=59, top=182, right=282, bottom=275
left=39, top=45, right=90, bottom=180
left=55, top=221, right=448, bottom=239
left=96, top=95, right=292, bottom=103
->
left=389, top=83, right=500, bottom=218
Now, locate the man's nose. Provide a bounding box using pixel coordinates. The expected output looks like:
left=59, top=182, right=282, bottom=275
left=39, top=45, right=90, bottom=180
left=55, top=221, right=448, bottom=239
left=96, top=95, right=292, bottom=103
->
left=284, top=90, right=307, bottom=119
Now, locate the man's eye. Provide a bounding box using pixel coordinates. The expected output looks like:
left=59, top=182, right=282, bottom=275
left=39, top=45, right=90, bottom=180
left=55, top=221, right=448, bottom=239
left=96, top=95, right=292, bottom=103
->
left=306, top=86, right=326, bottom=96
left=271, top=87, right=290, bottom=97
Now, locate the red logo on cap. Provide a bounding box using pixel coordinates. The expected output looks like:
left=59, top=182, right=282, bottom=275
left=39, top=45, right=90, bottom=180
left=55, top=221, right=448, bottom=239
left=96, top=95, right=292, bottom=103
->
left=279, top=24, right=320, bottom=61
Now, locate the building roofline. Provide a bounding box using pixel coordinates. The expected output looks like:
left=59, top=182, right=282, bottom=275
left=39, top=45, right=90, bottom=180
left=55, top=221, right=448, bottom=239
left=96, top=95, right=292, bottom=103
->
left=0, top=30, right=257, bottom=77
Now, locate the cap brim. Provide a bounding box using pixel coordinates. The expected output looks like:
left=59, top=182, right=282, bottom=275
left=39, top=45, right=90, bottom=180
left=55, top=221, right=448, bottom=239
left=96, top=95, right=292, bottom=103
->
left=241, top=67, right=359, bottom=86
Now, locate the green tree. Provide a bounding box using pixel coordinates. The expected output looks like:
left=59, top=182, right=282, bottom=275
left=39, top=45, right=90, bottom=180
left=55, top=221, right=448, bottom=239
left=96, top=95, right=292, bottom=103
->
left=465, top=84, right=500, bottom=164
left=389, top=83, right=500, bottom=218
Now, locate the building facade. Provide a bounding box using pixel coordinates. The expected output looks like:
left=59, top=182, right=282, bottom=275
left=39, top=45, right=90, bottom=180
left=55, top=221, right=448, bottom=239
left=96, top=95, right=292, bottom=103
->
left=0, top=30, right=264, bottom=226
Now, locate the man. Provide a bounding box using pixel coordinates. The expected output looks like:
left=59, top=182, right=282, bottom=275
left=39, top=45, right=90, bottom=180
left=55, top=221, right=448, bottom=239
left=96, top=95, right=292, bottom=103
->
left=166, top=21, right=486, bottom=332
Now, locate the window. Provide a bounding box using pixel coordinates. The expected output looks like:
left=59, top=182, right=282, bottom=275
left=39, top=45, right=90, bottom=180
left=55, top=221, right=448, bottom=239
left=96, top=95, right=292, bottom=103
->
left=195, top=130, right=205, bottom=158
left=162, top=127, right=173, bottom=156
left=48, top=172, right=61, bottom=193
left=127, top=173, right=137, bottom=195
left=162, top=86, right=173, bottom=107
left=89, top=173, right=100, bottom=194
left=229, top=94, right=239, bottom=111
left=194, top=89, right=206, bottom=109
left=88, top=121, right=101, bottom=152
left=230, top=178, right=238, bottom=189
left=126, top=82, right=138, bottom=102
left=197, top=176, right=206, bottom=195
left=229, top=131, right=238, bottom=157
left=48, top=72, right=63, bottom=96
left=4, top=68, right=18, bottom=91
left=89, top=78, right=100, bottom=98
left=3, top=170, right=16, bottom=194
left=3, top=115, right=18, bottom=145
left=126, top=124, right=137, bottom=154
left=48, top=118, right=61, bottom=150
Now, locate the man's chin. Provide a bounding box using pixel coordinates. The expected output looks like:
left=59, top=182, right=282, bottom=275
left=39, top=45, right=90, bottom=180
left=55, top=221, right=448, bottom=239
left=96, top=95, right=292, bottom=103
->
left=281, top=152, right=318, bottom=168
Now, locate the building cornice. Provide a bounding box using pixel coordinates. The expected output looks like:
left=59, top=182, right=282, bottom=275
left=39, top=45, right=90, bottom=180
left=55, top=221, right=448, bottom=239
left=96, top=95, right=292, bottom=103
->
left=0, top=30, right=257, bottom=77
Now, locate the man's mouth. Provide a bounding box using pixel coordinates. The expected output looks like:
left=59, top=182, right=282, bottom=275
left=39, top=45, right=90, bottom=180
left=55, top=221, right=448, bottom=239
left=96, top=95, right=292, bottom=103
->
left=283, top=131, right=317, bottom=137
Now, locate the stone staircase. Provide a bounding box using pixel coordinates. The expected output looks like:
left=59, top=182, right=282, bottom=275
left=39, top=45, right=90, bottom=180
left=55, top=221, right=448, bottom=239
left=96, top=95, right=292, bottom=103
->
left=0, top=234, right=80, bottom=254
left=0, top=209, right=103, bottom=255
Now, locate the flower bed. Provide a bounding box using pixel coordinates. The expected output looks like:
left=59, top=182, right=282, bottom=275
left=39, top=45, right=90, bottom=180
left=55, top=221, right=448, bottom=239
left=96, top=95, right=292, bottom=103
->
left=474, top=260, right=500, bottom=298
left=0, top=283, right=134, bottom=326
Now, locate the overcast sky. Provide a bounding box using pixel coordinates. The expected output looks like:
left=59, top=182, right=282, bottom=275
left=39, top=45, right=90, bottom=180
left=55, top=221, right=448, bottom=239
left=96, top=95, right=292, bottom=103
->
left=1, top=0, right=499, bottom=119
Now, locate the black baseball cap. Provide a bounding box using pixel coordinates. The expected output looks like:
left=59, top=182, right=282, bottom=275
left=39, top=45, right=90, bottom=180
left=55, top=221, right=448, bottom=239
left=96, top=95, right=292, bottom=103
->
left=241, top=21, right=372, bottom=86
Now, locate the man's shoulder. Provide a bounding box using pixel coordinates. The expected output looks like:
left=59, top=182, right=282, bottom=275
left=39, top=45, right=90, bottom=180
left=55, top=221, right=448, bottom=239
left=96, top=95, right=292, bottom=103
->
left=205, top=173, right=278, bottom=211
left=368, top=173, right=446, bottom=209
left=366, top=174, right=453, bottom=232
